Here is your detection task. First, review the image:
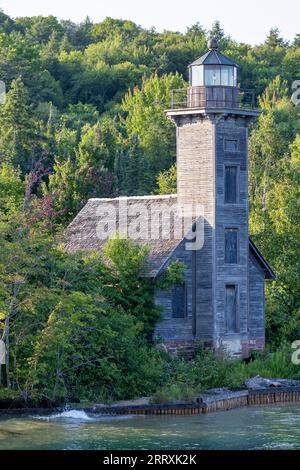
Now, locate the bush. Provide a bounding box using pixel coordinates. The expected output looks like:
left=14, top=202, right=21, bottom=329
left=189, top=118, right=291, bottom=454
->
left=27, top=292, right=166, bottom=402
left=152, top=345, right=300, bottom=403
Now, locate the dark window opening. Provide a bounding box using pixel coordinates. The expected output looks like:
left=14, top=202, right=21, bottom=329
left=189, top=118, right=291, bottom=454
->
left=225, top=228, right=238, bottom=264
left=225, top=284, right=238, bottom=333
left=224, top=139, right=238, bottom=152
left=225, top=165, right=238, bottom=203
left=172, top=283, right=187, bottom=318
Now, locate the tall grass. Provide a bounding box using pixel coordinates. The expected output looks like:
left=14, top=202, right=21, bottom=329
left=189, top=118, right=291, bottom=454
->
left=152, top=344, right=300, bottom=403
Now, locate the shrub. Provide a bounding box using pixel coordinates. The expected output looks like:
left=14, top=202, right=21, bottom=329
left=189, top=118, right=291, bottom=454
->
left=153, top=345, right=300, bottom=403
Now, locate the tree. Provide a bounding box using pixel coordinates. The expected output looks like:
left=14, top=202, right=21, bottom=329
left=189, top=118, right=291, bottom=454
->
left=157, top=164, right=177, bottom=195
left=258, top=75, right=289, bottom=110
left=0, top=196, right=53, bottom=387
left=186, top=23, right=206, bottom=39
left=265, top=28, right=288, bottom=48
left=249, top=88, right=300, bottom=346
left=121, top=73, right=186, bottom=186
left=292, top=34, right=300, bottom=48
left=28, top=291, right=164, bottom=401
left=16, top=15, right=64, bottom=44
left=0, top=163, right=24, bottom=211
left=102, top=236, right=161, bottom=338
left=0, top=77, right=32, bottom=169
left=0, top=10, right=15, bottom=34
left=118, top=136, right=152, bottom=196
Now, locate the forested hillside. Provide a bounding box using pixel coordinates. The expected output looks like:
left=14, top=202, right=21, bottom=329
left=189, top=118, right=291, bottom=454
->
left=0, top=10, right=300, bottom=401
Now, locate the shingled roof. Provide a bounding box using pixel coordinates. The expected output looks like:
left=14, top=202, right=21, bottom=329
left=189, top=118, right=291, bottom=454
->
left=65, top=194, right=275, bottom=279
left=188, top=49, right=238, bottom=67
left=65, top=195, right=188, bottom=277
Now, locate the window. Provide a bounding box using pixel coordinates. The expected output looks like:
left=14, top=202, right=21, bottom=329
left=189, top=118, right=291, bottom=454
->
left=225, top=228, right=238, bottom=264
left=225, top=166, right=238, bottom=203
left=172, top=283, right=187, bottom=318
left=204, top=66, right=221, bottom=86
left=220, top=66, right=235, bottom=86
left=203, top=66, right=236, bottom=87
left=190, top=65, right=204, bottom=86
left=225, top=285, right=238, bottom=333
left=224, top=139, right=238, bottom=152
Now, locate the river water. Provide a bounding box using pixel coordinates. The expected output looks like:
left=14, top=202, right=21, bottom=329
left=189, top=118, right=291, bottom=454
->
left=0, top=404, right=300, bottom=450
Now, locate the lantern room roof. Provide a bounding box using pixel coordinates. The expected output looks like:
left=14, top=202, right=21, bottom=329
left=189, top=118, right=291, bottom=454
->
left=189, top=49, right=238, bottom=68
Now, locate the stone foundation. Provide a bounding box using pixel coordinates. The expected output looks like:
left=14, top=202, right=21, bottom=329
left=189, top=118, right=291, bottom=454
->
left=160, top=340, right=196, bottom=357
left=241, top=338, right=265, bottom=357
left=159, top=337, right=264, bottom=358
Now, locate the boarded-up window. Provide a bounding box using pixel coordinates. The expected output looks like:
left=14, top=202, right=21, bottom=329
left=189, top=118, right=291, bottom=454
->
left=224, top=139, right=238, bottom=152
left=225, top=284, right=238, bottom=332
left=225, top=166, right=237, bottom=203
left=172, top=283, right=187, bottom=318
left=225, top=228, right=238, bottom=264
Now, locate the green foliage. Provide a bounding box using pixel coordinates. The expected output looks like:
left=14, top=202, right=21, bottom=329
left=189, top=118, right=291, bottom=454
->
left=103, top=236, right=161, bottom=337
left=28, top=292, right=164, bottom=401
left=248, top=90, right=300, bottom=346
left=157, top=164, right=177, bottom=194
left=121, top=73, right=186, bottom=183
left=0, top=163, right=24, bottom=210
left=157, top=259, right=186, bottom=290
left=0, top=206, right=164, bottom=398
left=258, top=75, right=289, bottom=110
left=115, top=135, right=152, bottom=196
left=0, top=388, right=19, bottom=400
left=0, top=11, right=300, bottom=402
left=153, top=345, right=300, bottom=403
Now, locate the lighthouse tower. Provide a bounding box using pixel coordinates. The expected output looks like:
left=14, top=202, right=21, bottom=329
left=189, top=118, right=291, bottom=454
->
left=166, top=39, right=260, bottom=355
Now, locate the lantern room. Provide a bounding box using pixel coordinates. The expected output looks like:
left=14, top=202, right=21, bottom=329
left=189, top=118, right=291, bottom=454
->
left=185, top=38, right=240, bottom=109
left=188, top=38, right=238, bottom=87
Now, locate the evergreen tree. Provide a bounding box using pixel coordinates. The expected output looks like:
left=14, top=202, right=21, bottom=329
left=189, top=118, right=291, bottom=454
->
left=121, top=136, right=152, bottom=196
left=265, top=28, right=288, bottom=48
left=0, top=77, right=32, bottom=169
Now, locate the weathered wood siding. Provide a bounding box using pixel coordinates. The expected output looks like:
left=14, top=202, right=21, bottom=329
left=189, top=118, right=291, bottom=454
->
left=248, top=253, right=265, bottom=341
left=157, top=110, right=265, bottom=355
left=154, top=240, right=193, bottom=342
left=214, top=117, right=249, bottom=350
left=176, top=116, right=214, bottom=340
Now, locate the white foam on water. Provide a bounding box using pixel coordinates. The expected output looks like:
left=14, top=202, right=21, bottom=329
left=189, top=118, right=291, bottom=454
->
left=32, top=410, right=138, bottom=422
left=34, top=410, right=93, bottom=421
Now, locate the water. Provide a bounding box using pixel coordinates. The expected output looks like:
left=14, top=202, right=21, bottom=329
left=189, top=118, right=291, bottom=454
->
left=0, top=404, right=300, bottom=450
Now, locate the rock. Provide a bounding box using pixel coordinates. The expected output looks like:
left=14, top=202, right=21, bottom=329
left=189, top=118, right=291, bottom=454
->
left=245, top=375, right=300, bottom=390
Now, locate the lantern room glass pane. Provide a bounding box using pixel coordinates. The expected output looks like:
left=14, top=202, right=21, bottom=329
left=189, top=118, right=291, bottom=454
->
left=221, top=66, right=236, bottom=86
left=190, top=66, right=203, bottom=86
left=204, top=66, right=221, bottom=86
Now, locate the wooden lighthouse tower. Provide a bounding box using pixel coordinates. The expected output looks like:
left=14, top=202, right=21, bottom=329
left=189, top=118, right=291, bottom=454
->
left=165, top=38, right=269, bottom=356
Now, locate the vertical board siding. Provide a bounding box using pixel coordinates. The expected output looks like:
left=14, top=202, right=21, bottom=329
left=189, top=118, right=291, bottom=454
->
left=249, top=253, right=265, bottom=341
left=155, top=112, right=265, bottom=354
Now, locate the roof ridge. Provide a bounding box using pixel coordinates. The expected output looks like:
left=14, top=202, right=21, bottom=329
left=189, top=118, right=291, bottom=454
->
left=88, top=194, right=178, bottom=202
left=215, top=50, right=221, bottom=65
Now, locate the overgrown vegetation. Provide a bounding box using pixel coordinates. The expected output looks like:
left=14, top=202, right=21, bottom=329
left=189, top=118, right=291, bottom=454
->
left=0, top=10, right=300, bottom=402
left=152, top=345, right=300, bottom=403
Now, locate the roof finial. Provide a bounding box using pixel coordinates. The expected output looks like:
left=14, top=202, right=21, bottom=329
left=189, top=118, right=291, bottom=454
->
left=207, top=37, right=218, bottom=50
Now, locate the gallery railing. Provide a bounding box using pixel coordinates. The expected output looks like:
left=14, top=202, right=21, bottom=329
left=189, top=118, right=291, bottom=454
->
left=170, top=87, right=257, bottom=110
